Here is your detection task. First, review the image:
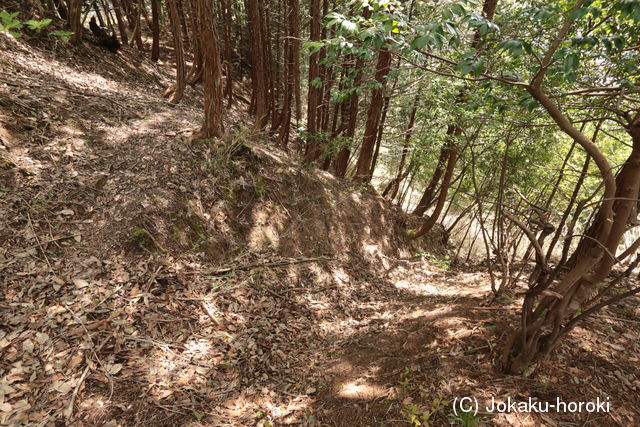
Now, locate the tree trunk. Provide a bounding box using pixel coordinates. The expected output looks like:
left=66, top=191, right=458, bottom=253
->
left=100, top=0, right=116, bottom=35
left=165, top=0, right=186, bottom=104
left=261, top=0, right=276, bottom=127
left=222, top=0, right=234, bottom=105
left=352, top=47, right=392, bottom=182
left=185, top=0, right=203, bottom=85
left=413, top=135, right=451, bottom=216
left=194, top=0, right=224, bottom=138
left=334, top=56, right=364, bottom=177
left=111, top=0, right=129, bottom=45
left=304, top=0, right=322, bottom=162
left=93, top=4, right=106, bottom=27
left=176, top=0, right=190, bottom=48
left=276, top=0, right=299, bottom=147
left=130, top=0, right=144, bottom=50
left=68, top=0, right=83, bottom=45
left=368, top=94, right=390, bottom=182
left=383, top=95, right=418, bottom=199
left=247, top=0, right=269, bottom=127
left=150, top=0, right=160, bottom=61
left=500, top=91, right=639, bottom=373
left=412, top=130, right=460, bottom=238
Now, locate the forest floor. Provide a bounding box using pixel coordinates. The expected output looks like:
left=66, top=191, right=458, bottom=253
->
left=1, top=31, right=640, bottom=426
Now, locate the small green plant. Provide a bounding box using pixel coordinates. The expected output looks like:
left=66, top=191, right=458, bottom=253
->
left=399, top=367, right=412, bottom=394
left=449, top=409, right=479, bottom=427
left=49, top=30, right=74, bottom=42
left=24, top=18, right=52, bottom=32
left=1, top=10, right=71, bottom=41
left=401, top=398, right=448, bottom=426
left=0, top=11, right=22, bottom=36
left=431, top=254, right=451, bottom=271
left=132, top=228, right=148, bottom=247
left=401, top=404, right=432, bottom=426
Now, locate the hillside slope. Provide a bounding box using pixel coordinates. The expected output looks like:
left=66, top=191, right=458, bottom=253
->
left=0, top=30, right=445, bottom=425
left=2, top=30, right=640, bottom=427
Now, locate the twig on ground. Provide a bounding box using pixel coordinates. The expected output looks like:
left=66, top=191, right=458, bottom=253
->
left=186, top=256, right=332, bottom=276
left=64, top=365, right=90, bottom=419
left=62, top=304, right=115, bottom=399
left=24, top=205, right=51, bottom=269
left=592, top=314, right=640, bottom=324
left=64, top=334, right=111, bottom=419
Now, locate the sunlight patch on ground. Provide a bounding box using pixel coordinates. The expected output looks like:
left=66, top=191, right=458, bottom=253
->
left=337, top=379, right=388, bottom=399
left=2, top=35, right=156, bottom=99
left=392, top=270, right=492, bottom=297
left=247, top=205, right=281, bottom=251
left=394, top=279, right=441, bottom=294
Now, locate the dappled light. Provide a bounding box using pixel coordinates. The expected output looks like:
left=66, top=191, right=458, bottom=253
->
left=2, top=0, right=640, bottom=425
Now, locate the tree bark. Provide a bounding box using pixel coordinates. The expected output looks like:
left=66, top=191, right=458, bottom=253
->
left=111, top=0, right=129, bottom=45
left=68, top=0, right=83, bottom=45
left=276, top=0, right=299, bottom=147
left=383, top=96, right=418, bottom=199
left=501, top=96, right=639, bottom=373
left=150, top=0, right=160, bottom=61
left=247, top=0, right=269, bottom=127
left=412, top=129, right=460, bottom=238
left=334, top=56, right=364, bottom=177
left=222, top=0, right=234, bottom=104
left=304, top=0, right=323, bottom=162
left=130, top=0, right=144, bottom=50
left=194, top=0, right=224, bottom=138
left=165, top=0, right=187, bottom=104
left=412, top=138, right=450, bottom=216
left=352, top=47, right=392, bottom=182
left=185, top=0, right=203, bottom=85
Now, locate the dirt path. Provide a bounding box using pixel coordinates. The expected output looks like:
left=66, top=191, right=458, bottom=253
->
left=1, top=33, right=640, bottom=426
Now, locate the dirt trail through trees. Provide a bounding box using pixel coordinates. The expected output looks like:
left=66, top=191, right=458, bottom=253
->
left=1, top=33, right=639, bottom=426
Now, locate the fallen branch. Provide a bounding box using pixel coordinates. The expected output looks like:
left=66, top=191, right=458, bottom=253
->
left=186, top=256, right=332, bottom=276
left=64, top=365, right=90, bottom=419
left=592, top=314, right=640, bottom=324
left=20, top=235, right=76, bottom=252
left=64, top=334, right=111, bottom=419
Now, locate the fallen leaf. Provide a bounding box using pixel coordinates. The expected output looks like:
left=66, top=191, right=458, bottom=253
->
left=53, top=380, right=75, bottom=394
left=105, top=363, right=123, bottom=375
left=67, top=353, right=84, bottom=370
left=72, top=278, right=89, bottom=288
left=22, top=339, right=34, bottom=353
left=35, top=332, right=49, bottom=345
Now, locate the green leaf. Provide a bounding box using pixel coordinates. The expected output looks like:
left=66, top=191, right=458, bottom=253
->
left=518, top=93, right=538, bottom=111
left=24, top=18, right=51, bottom=32
left=563, top=52, right=579, bottom=72
left=303, top=41, right=324, bottom=55
left=498, top=39, right=525, bottom=57
left=411, top=34, right=430, bottom=50
left=457, top=58, right=474, bottom=76
left=471, top=58, right=485, bottom=76
left=568, top=7, right=589, bottom=22
left=450, top=4, right=466, bottom=16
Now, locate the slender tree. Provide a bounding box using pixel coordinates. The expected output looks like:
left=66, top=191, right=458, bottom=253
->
left=352, top=47, right=392, bottom=182
left=164, top=0, right=187, bottom=103
left=194, top=0, right=225, bottom=138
